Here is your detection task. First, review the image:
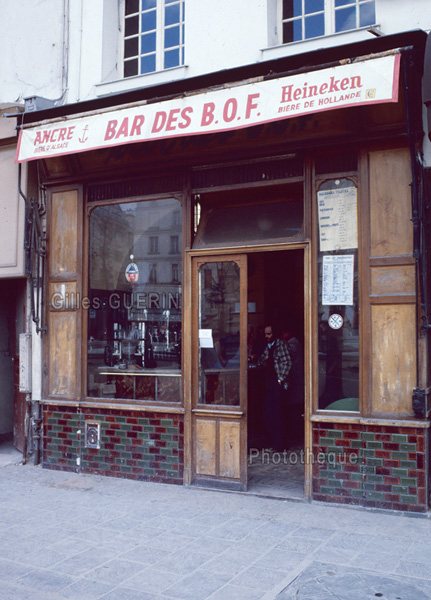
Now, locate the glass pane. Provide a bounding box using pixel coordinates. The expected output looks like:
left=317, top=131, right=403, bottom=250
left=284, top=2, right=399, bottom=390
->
left=164, top=48, right=180, bottom=69
left=305, top=13, right=324, bottom=39
left=165, top=25, right=180, bottom=48
left=317, top=179, right=359, bottom=412
left=124, top=58, right=138, bottom=77
left=126, top=0, right=139, bottom=15
left=283, top=18, right=303, bottom=42
left=141, top=9, right=157, bottom=32
left=124, top=37, right=139, bottom=59
left=305, top=0, right=324, bottom=14
left=142, top=0, right=157, bottom=9
left=87, top=198, right=182, bottom=403
left=335, top=0, right=354, bottom=6
left=283, top=0, right=303, bottom=19
left=165, top=3, right=180, bottom=26
left=141, top=31, right=156, bottom=53
left=194, top=184, right=303, bottom=248
left=335, top=6, right=357, bottom=31
left=141, top=53, right=156, bottom=73
left=360, top=1, right=375, bottom=26
left=125, top=15, right=139, bottom=37
left=199, top=262, right=240, bottom=406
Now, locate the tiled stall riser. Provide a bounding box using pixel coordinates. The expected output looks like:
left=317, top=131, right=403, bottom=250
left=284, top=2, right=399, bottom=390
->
left=43, top=406, right=184, bottom=484
left=312, top=422, right=428, bottom=513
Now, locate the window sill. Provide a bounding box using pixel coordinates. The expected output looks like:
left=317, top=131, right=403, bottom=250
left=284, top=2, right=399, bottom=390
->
left=40, top=397, right=184, bottom=413
left=261, top=26, right=380, bottom=63
left=95, top=65, right=189, bottom=98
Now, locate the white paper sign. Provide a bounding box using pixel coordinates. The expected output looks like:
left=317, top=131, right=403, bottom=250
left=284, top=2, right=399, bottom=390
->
left=199, top=329, right=214, bottom=348
left=318, top=186, right=358, bottom=251
left=322, top=255, right=354, bottom=305
left=16, top=54, right=400, bottom=163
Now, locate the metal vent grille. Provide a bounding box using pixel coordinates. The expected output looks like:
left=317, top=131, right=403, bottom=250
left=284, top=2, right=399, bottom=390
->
left=315, top=151, right=358, bottom=175
left=87, top=173, right=186, bottom=202
left=192, top=156, right=304, bottom=190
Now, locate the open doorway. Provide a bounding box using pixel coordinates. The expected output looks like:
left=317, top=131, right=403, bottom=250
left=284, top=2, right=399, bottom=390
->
left=247, top=249, right=305, bottom=498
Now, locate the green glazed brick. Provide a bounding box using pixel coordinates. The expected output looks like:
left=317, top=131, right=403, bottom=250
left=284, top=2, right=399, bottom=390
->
left=165, top=426, right=179, bottom=435
left=392, top=485, right=409, bottom=494
left=120, top=466, right=132, bottom=473
left=116, top=417, right=127, bottom=423
left=142, top=425, right=155, bottom=433
left=391, top=434, right=408, bottom=443
left=119, top=424, right=132, bottom=431
left=365, top=474, right=383, bottom=484
left=325, top=430, right=343, bottom=439
left=142, top=468, right=156, bottom=475
left=364, top=458, right=382, bottom=467
left=399, top=443, right=417, bottom=453
left=400, top=494, right=418, bottom=504
left=400, top=477, right=417, bottom=487
left=351, top=440, right=363, bottom=449
left=166, top=471, right=179, bottom=478
left=366, top=441, right=383, bottom=450
left=350, top=473, right=363, bottom=482
left=320, top=486, right=340, bottom=494
left=365, top=491, right=384, bottom=501
left=51, top=451, right=63, bottom=458
left=400, top=460, right=417, bottom=469
left=392, top=468, right=409, bottom=477
left=51, top=425, right=62, bottom=432
left=161, top=419, right=174, bottom=426
left=363, top=482, right=378, bottom=491
left=351, top=489, right=364, bottom=498
left=52, top=411, right=64, bottom=418
left=391, top=452, right=409, bottom=461
left=362, top=432, right=375, bottom=441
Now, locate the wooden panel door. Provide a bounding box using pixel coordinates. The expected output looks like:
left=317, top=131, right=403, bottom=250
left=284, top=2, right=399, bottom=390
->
left=191, top=255, right=247, bottom=490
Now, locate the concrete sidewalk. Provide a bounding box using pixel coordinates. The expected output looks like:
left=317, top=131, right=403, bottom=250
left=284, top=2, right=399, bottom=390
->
left=0, top=445, right=430, bottom=599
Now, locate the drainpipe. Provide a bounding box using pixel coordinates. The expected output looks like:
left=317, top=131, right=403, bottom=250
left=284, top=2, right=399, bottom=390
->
left=18, top=163, right=42, bottom=465
left=403, top=47, right=428, bottom=418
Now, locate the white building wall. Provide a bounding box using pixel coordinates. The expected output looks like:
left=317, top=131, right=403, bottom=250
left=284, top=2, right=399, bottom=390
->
left=0, top=0, right=64, bottom=106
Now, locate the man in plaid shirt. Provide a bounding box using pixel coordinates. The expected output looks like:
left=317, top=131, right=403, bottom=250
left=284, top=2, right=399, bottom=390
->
left=256, top=324, right=292, bottom=451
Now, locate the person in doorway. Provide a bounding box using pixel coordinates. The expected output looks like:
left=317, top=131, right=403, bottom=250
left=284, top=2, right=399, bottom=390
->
left=256, top=324, right=292, bottom=452
left=281, top=326, right=304, bottom=448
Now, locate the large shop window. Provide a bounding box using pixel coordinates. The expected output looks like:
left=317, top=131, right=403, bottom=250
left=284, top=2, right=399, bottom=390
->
left=280, top=0, right=376, bottom=44
left=124, top=0, right=185, bottom=77
left=87, top=197, right=182, bottom=403
left=317, top=178, right=359, bottom=412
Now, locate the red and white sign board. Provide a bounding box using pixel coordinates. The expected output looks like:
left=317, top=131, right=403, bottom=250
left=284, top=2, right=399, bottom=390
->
left=16, top=54, right=400, bottom=163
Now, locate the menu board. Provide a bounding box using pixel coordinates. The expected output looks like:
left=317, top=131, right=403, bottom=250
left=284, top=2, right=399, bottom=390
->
left=322, top=255, right=354, bottom=306
left=318, top=186, right=358, bottom=252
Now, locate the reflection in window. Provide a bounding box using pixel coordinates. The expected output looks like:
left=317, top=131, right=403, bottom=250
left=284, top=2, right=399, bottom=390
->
left=281, top=0, right=375, bottom=43
left=193, top=183, right=304, bottom=249
left=199, top=262, right=241, bottom=406
left=124, top=0, right=185, bottom=77
left=87, top=198, right=182, bottom=403
left=317, top=179, right=359, bottom=412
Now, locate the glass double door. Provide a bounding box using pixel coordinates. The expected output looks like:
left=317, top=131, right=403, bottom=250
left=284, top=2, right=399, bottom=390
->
left=192, top=254, right=248, bottom=490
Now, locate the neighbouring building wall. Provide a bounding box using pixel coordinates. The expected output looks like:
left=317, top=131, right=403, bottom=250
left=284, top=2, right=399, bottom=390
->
left=0, top=0, right=64, bottom=105
left=0, top=112, right=25, bottom=278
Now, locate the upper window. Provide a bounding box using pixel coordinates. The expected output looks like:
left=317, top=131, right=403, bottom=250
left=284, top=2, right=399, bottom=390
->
left=280, top=0, right=376, bottom=44
left=124, top=0, right=185, bottom=78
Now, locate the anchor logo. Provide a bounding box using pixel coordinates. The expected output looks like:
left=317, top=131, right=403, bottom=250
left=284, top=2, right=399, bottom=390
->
left=79, top=125, right=89, bottom=143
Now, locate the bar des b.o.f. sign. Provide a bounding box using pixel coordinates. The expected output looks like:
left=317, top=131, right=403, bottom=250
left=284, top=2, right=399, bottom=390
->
left=16, top=54, right=400, bottom=163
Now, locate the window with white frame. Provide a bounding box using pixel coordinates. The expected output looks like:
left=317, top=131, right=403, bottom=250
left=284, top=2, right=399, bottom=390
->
left=280, top=0, right=376, bottom=44
left=124, top=0, right=185, bottom=78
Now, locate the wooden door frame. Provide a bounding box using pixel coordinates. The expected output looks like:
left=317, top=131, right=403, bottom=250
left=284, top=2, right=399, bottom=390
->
left=183, top=242, right=312, bottom=498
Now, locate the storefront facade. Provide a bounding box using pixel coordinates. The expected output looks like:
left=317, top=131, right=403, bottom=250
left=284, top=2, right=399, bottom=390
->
left=17, top=31, right=431, bottom=512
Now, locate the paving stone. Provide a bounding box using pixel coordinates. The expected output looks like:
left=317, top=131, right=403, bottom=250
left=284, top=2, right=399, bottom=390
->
left=276, top=562, right=431, bottom=599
